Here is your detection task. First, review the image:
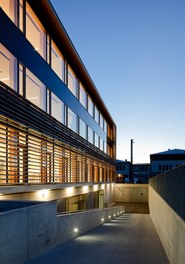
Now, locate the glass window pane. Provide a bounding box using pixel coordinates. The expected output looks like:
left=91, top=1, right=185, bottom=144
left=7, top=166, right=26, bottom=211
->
left=95, top=106, right=99, bottom=124
left=26, top=3, right=46, bottom=59
left=68, top=108, right=77, bottom=132
left=100, top=114, right=103, bottom=129
left=0, top=44, right=17, bottom=91
left=95, top=133, right=99, bottom=148
left=51, top=40, right=64, bottom=81
left=88, top=96, right=93, bottom=117
left=79, top=119, right=87, bottom=139
left=51, top=92, right=64, bottom=124
left=68, top=66, right=77, bottom=97
left=26, top=69, right=46, bottom=110
left=19, top=0, right=23, bottom=31
left=79, top=83, right=87, bottom=108
left=88, top=127, right=94, bottom=144
left=104, top=141, right=107, bottom=154
left=0, top=0, right=16, bottom=24
left=104, top=120, right=107, bottom=133
left=100, top=138, right=103, bottom=151
left=19, top=64, right=23, bottom=96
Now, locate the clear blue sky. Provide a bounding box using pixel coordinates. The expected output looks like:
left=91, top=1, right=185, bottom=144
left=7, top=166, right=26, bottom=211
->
left=50, top=0, right=185, bottom=163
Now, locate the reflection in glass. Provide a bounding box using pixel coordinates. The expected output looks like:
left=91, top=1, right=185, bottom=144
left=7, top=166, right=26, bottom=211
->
left=88, top=127, right=94, bottom=144
left=26, top=69, right=46, bottom=110
left=79, top=119, right=87, bottom=139
left=68, top=66, right=77, bottom=97
left=26, top=3, right=46, bottom=59
left=0, top=0, right=17, bottom=24
left=79, top=83, right=87, bottom=108
left=68, top=108, right=77, bottom=132
left=95, top=133, right=99, bottom=148
left=95, top=106, right=99, bottom=124
left=100, top=138, right=104, bottom=151
left=88, top=95, right=93, bottom=117
left=51, top=92, right=64, bottom=124
left=51, top=40, right=64, bottom=81
left=0, top=44, right=17, bottom=91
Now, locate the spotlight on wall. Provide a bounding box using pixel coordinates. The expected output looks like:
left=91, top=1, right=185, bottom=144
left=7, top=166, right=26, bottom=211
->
left=83, top=185, right=88, bottom=193
left=37, top=189, right=50, bottom=198
left=66, top=187, right=74, bottom=195
left=93, top=184, right=98, bottom=191
left=108, top=215, right=111, bottom=219
left=73, top=227, right=79, bottom=233
left=101, top=218, right=104, bottom=222
left=113, top=214, right=116, bottom=217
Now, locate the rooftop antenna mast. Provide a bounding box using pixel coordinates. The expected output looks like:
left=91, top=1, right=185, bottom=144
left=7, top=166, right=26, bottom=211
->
left=130, top=139, right=134, bottom=181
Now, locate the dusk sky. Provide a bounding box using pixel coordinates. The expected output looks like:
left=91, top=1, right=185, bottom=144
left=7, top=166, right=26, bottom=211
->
left=50, top=0, right=185, bottom=163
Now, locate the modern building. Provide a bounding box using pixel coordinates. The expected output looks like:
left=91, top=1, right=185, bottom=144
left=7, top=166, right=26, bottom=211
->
left=150, top=149, right=185, bottom=176
left=116, top=159, right=130, bottom=182
left=0, top=0, right=116, bottom=211
left=116, top=160, right=150, bottom=183
left=133, top=163, right=151, bottom=183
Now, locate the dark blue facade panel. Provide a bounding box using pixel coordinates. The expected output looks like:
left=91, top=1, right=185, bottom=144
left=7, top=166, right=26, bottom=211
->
left=0, top=9, right=106, bottom=140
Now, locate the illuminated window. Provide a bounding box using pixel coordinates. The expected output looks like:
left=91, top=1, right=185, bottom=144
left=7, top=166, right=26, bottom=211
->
left=100, top=113, right=103, bottom=129
left=68, top=108, right=77, bottom=132
left=0, top=44, right=17, bottom=91
left=68, top=66, right=77, bottom=97
left=100, top=138, right=103, bottom=151
left=51, top=92, right=64, bottom=124
left=88, top=127, right=94, bottom=144
left=95, top=133, right=99, bottom=148
left=88, top=96, right=94, bottom=117
left=0, top=0, right=17, bottom=24
left=26, top=3, right=46, bottom=59
left=51, top=40, right=65, bottom=81
left=104, top=120, right=107, bottom=133
left=26, top=69, right=46, bottom=110
left=19, top=0, right=23, bottom=31
left=79, top=83, right=87, bottom=108
left=79, top=119, right=87, bottom=139
left=95, top=106, right=99, bottom=124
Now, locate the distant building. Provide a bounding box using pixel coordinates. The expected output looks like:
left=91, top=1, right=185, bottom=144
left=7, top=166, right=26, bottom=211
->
left=150, top=149, right=185, bottom=176
left=116, top=160, right=130, bottom=182
left=133, top=163, right=151, bottom=183
left=116, top=160, right=150, bottom=183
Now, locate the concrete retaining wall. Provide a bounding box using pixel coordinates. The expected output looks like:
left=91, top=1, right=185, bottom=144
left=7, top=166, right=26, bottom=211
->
left=149, top=185, right=185, bottom=264
left=113, top=184, right=148, bottom=203
left=0, top=201, right=124, bottom=264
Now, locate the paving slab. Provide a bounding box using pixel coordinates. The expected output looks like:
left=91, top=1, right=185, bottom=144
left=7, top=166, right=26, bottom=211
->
left=26, top=214, right=169, bottom=264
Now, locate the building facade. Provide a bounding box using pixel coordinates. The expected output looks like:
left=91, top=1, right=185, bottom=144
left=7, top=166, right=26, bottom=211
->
left=0, top=0, right=116, bottom=210
left=116, top=160, right=150, bottom=183
left=150, top=149, right=185, bottom=176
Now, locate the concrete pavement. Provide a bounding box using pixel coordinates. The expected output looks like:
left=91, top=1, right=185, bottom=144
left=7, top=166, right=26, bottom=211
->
left=26, top=213, right=169, bottom=264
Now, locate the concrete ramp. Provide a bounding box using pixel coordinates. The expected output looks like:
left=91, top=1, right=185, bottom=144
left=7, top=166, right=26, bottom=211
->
left=27, top=214, right=169, bottom=264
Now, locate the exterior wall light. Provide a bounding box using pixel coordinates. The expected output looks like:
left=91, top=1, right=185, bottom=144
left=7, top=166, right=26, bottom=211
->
left=101, top=218, right=104, bottom=222
left=66, top=187, right=75, bottom=195
left=93, top=184, right=98, bottom=191
left=113, top=214, right=116, bottom=217
left=73, top=227, right=79, bottom=233
left=37, top=189, right=50, bottom=198
left=83, top=185, right=88, bottom=193
left=108, top=215, right=111, bottom=219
